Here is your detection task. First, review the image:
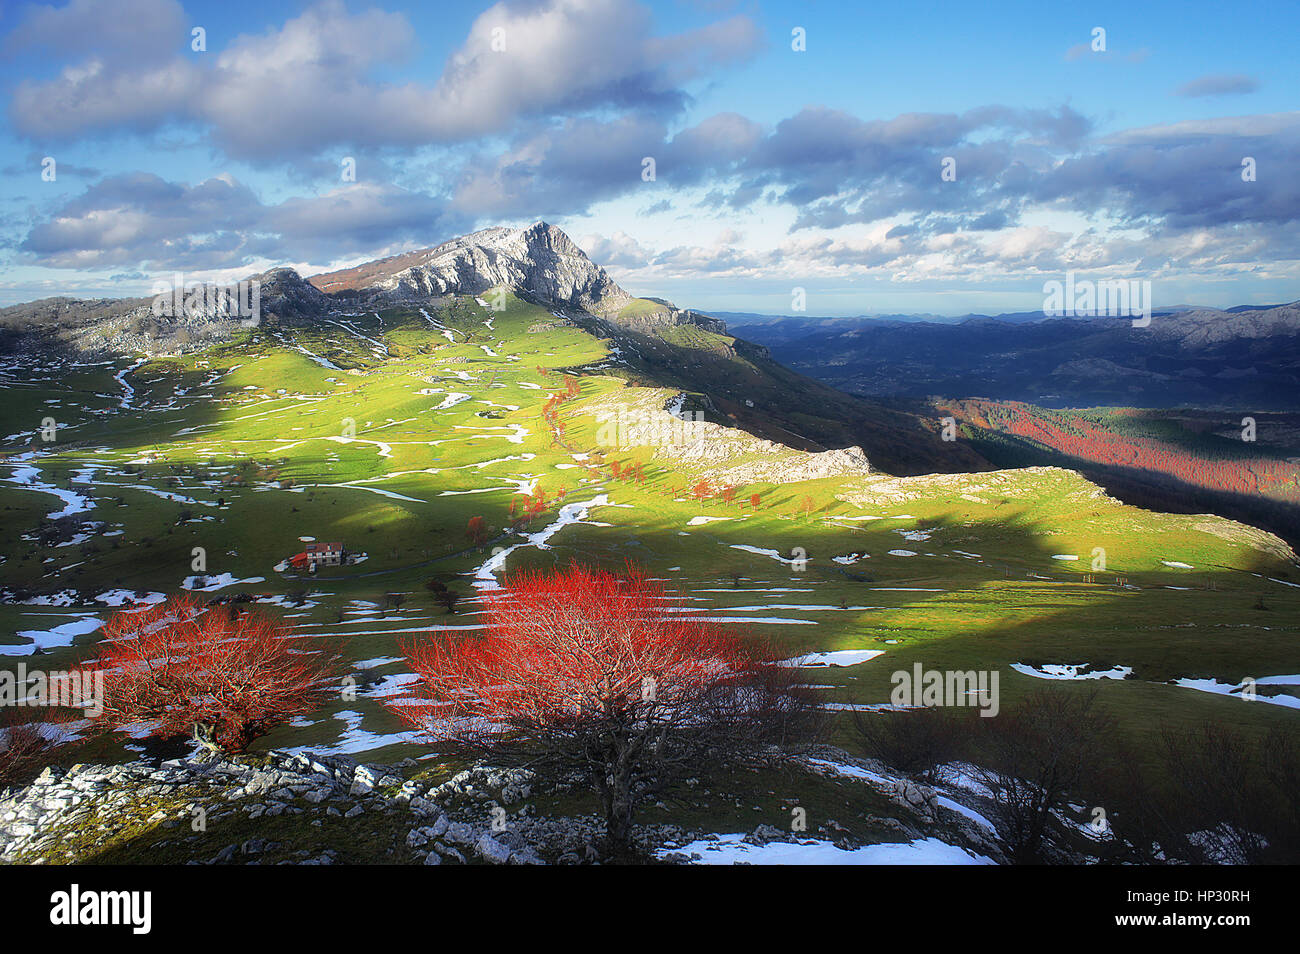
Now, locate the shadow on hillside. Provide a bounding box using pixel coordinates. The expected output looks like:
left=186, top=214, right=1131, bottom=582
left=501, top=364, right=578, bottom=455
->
left=14, top=507, right=1298, bottom=865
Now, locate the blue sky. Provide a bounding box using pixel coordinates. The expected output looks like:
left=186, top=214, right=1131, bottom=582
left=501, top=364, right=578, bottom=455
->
left=1, top=0, right=1297, bottom=315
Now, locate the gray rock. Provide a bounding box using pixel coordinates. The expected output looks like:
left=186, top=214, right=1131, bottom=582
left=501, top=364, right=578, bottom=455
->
left=442, top=822, right=477, bottom=847
left=475, top=833, right=512, bottom=865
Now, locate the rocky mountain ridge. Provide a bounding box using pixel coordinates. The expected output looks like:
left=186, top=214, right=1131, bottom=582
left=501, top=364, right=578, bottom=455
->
left=310, top=222, right=634, bottom=318
left=0, top=223, right=724, bottom=353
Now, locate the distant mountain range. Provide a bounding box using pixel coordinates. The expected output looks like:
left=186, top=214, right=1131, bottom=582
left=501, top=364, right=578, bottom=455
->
left=717, top=302, right=1297, bottom=327
left=730, top=303, right=1300, bottom=410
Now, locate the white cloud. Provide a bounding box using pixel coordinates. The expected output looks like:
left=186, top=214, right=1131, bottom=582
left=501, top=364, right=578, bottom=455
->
left=8, top=0, right=763, bottom=159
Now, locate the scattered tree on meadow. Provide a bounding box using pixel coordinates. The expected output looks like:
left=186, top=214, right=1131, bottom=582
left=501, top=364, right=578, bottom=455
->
left=390, top=564, right=820, bottom=860
left=690, top=479, right=712, bottom=506
left=434, top=589, right=461, bottom=614
left=749, top=492, right=762, bottom=510
left=84, top=597, right=338, bottom=756
left=466, top=515, right=488, bottom=547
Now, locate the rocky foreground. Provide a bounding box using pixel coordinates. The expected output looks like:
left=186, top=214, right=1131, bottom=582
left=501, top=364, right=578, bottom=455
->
left=0, top=747, right=1002, bottom=865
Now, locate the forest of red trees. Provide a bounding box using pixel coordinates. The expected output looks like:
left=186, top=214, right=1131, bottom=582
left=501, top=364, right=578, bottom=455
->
left=947, top=400, right=1300, bottom=501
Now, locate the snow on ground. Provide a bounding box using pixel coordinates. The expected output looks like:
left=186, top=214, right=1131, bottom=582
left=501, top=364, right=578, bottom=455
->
left=353, top=656, right=402, bottom=670
left=687, top=516, right=733, bottom=526
left=277, top=335, right=340, bottom=370
left=1051, top=554, right=1078, bottom=561
left=453, top=424, right=529, bottom=444
left=730, top=545, right=803, bottom=565
left=293, top=624, right=483, bottom=638
left=181, top=573, right=266, bottom=591
left=680, top=603, right=875, bottom=613
left=419, top=309, right=461, bottom=342
left=473, top=495, right=614, bottom=590
left=112, top=358, right=146, bottom=407
left=887, top=549, right=917, bottom=557
left=320, top=483, right=425, bottom=503
left=94, top=589, right=166, bottom=607
left=1011, top=663, right=1132, bottom=681
left=686, top=616, right=818, bottom=625
left=694, top=587, right=814, bottom=593
left=5, top=461, right=95, bottom=518
left=1171, top=675, right=1300, bottom=709
left=781, top=649, right=885, bottom=667
left=662, top=833, right=993, bottom=865
left=832, top=553, right=866, bottom=564
left=1161, top=560, right=1194, bottom=569
left=432, top=392, right=471, bottom=410
left=283, top=710, right=410, bottom=757
left=807, top=756, right=894, bottom=786
left=362, top=672, right=421, bottom=698
left=935, top=795, right=997, bottom=831
left=326, top=435, right=394, bottom=458
left=2, top=616, right=103, bottom=655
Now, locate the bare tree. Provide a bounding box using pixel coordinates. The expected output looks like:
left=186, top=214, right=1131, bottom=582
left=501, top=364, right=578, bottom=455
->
left=851, top=706, right=971, bottom=783
left=1161, top=722, right=1278, bottom=864
left=969, top=688, right=1113, bottom=864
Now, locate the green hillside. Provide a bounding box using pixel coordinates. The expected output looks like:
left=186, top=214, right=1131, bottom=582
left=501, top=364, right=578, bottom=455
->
left=2, top=291, right=1297, bottom=855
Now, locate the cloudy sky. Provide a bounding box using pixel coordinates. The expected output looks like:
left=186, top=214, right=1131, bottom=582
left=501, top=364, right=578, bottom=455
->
left=1, top=0, right=1297, bottom=315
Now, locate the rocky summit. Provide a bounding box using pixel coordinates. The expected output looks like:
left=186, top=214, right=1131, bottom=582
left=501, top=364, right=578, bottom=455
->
left=310, top=222, right=633, bottom=316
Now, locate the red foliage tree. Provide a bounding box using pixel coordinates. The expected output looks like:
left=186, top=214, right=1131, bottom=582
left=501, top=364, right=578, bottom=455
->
left=389, top=565, right=818, bottom=860
left=690, top=479, right=713, bottom=505
left=720, top=484, right=737, bottom=506
left=466, top=515, right=487, bottom=547
left=85, top=597, right=338, bottom=755
left=749, top=492, right=762, bottom=510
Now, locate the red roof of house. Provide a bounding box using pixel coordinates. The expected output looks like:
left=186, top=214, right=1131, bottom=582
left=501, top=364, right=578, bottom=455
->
left=305, top=542, right=343, bottom=554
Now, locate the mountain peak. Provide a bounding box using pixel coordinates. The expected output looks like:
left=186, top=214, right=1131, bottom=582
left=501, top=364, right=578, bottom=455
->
left=309, top=222, right=632, bottom=316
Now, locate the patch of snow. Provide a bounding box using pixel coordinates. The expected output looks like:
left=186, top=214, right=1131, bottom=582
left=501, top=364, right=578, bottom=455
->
left=662, top=833, right=992, bottom=865
left=781, top=649, right=884, bottom=668
left=1011, top=663, right=1132, bottom=681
